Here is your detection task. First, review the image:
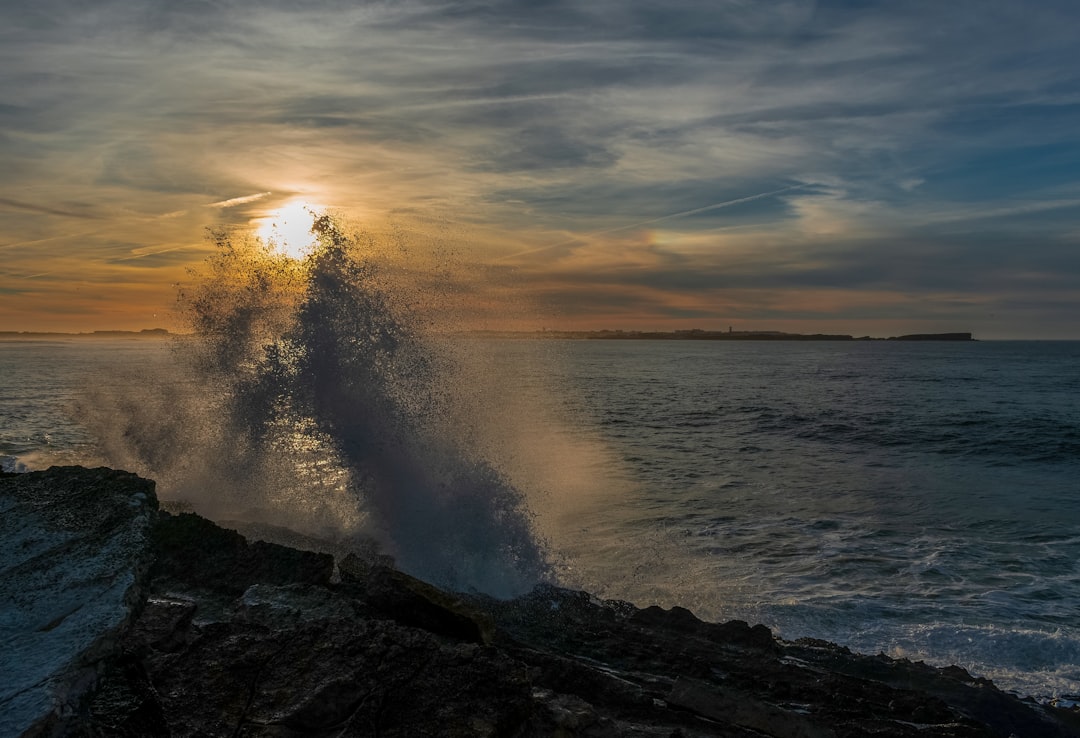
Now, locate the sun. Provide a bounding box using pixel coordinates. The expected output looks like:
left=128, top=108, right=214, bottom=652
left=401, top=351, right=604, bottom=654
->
left=256, top=201, right=324, bottom=259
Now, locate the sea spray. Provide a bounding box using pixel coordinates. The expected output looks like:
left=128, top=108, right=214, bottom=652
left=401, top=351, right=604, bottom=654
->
left=79, top=216, right=551, bottom=597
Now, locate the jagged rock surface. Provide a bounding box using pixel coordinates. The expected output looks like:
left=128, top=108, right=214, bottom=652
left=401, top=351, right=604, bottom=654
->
left=5, top=466, right=1080, bottom=737
left=0, top=467, right=157, bottom=737
left=482, top=586, right=1080, bottom=737
left=95, top=511, right=1080, bottom=738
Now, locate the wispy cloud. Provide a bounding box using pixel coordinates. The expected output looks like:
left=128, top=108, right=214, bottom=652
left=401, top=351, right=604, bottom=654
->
left=1, top=0, right=1080, bottom=335
left=0, top=197, right=100, bottom=219
left=208, top=192, right=272, bottom=209
left=500, top=184, right=812, bottom=261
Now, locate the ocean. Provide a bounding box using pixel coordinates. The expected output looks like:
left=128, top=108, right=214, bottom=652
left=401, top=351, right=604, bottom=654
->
left=2, top=335, right=1078, bottom=704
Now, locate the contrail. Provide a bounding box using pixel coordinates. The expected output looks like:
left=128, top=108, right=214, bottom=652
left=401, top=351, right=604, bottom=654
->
left=497, top=183, right=810, bottom=261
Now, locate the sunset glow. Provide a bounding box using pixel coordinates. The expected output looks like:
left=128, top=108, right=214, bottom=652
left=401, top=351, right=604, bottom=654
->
left=1, top=2, right=1079, bottom=337
left=256, top=202, right=324, bottom=260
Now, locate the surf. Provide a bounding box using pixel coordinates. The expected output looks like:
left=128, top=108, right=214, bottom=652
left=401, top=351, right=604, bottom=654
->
left=78, top=215, right=558, bottom=597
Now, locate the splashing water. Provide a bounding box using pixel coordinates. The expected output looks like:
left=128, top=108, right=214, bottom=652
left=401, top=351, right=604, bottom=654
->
left=79, top=216, right=551, bottom=597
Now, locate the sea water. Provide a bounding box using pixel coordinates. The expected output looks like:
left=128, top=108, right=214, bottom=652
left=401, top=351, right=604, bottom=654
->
left=2, top=336, right=1078, bottom=702
left=514, top=338, right=1080, bottom=704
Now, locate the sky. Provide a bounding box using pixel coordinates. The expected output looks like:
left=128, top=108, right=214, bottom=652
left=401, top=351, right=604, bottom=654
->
left=2, top=0, right=1079, bottom=338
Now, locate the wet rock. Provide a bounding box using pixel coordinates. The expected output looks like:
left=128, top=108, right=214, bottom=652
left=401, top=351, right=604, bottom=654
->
left=82, top=656, right=169, bottom=738
left=629, top=605, right=779, bottom=652
left=340, top=554, right=495, bottom=644
left=10, top=466, right=1080, bottom=738
left=0, top=467, right=157, bottom=737
left=666, top=677, right=836, bottom=738
left=124, top=596, right=196, bottom=654
left=150, top=511, right=334, bottom=597
left=99, top=536, right=1080, bottom=737
left=784, top=641, right=1080, bottom=738
left=236, top=582, right=368, bottom=628
left=143, top=617, right=534, bottom=737
left=482, top=581, right=1080, bottom=737
left=530, top=688, right=604, bottom=732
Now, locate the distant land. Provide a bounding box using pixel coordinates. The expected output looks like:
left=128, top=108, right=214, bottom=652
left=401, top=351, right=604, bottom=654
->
left=471, top=329, right=976, bottom=341
left=0, top=328, right=976, bottom=342
left=0, top=328, right=172, bottom=340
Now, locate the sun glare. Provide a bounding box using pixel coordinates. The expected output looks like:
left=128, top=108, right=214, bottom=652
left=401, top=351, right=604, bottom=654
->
left=256, top=201, right=324, bottom=259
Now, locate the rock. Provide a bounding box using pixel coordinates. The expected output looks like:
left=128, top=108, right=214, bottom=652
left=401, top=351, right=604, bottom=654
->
left=236, top=583, right=368, bottom=628
left=150, top=511, right=334, bottom=597
left=666, top=677, right=836, bottom=738
left=528, top=688, right=610, bottom=735
left=783, top=640, right=1080, bottom=738
left=629, top=605, right=779, bottom=652
left=8, top=466, right=1080, bottom=738
left=0, top=467, right=157, bottom=737
left=81, top=655, right=169, bottom=737
left=124, top=596, right=196, bottom=654
left=142, top=618, right=533, bottom=737
left=340, top=554, right=495, bottom=644
left=483, top=582, right=1080, bottom=737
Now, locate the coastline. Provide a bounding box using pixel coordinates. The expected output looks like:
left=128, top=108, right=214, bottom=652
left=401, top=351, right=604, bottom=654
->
left=3, top=466, right=1078, bottom=737
left=1, top=329, right=977, bottom=342
left=0, top=329, right=172, bottom=341
left=466, top=330, right=977, bottom=341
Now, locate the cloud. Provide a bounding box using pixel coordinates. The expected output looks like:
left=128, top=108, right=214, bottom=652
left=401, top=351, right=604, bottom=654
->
left=2, top=0, right=1080, bottom=334
left=0, top=196, right=100, bottom=219
left=500, top=183, right=811, bottom=261
left=208, top=192, right=272, bottom=209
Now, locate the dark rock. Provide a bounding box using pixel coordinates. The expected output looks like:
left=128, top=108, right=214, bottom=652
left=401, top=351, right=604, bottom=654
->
left=82, top=655, right=169, bottom=737
left=528, top=688, right=607, bottom=735
left=139, top=618, right=533, bottom=736
left=100, top=533, right=1080, bottom=737
left=150, top=511, right=334, bottom=597
left=0, top=467, right=157, bottom=737
left=10, top=466, right=1080, bottom=738
left=236, top=582, right=369, bottom=628
left=483, top=581, right=1080, bottom=737
left=126, top=596, right=197, bottom=653
left=514, top=645, right=655, bottom=712
left=340, top=554, right=495, bottom=644
left=667, top=677, right=836, bottom=738
left=784, top=641, right=1080, bottom=738
left=629, top=606, right=779, bottom=652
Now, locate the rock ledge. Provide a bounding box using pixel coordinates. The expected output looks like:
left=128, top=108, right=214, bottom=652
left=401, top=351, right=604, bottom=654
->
left=4, top=467, right=1079, bottom=737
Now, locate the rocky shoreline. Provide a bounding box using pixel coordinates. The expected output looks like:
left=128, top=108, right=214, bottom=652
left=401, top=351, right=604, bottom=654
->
left=2, top=466, right=1078, bottom=737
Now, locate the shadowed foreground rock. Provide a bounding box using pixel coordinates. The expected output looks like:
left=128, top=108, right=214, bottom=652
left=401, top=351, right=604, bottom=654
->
left=4, top=467, right=1080, bottom=737
left=0, top=467, right=156, bottom=738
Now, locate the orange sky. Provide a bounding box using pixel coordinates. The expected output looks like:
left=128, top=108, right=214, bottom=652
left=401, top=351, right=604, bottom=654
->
left=3, top=2, right=1080, bottom=338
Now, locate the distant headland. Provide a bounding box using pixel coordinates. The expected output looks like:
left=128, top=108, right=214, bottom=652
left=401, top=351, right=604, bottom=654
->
left=472, top=329, right=976, bottom=341
left=0, top=328, right=172, bottom=340
left=1, top=327, right=976, bottom=342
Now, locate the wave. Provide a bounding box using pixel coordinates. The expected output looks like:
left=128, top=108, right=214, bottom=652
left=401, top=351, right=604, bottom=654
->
left=745, top=406, right=1080, bottom=464
left=76, top=216, right=552, bottom=597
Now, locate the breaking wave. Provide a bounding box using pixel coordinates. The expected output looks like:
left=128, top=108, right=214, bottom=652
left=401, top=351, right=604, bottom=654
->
left=78, top=216, right=552, bottom=597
